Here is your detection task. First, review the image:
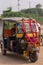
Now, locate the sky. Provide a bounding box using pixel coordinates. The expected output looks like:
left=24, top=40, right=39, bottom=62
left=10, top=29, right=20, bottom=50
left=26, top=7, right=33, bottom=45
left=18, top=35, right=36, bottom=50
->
left=0, top=0, right=43, bottom=14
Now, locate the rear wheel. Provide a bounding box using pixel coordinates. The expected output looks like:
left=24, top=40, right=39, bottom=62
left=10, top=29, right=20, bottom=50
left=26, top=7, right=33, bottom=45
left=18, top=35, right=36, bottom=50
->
left=29, top=52, right=38, bottom=62
left=1, top=42, right=6, bottom=55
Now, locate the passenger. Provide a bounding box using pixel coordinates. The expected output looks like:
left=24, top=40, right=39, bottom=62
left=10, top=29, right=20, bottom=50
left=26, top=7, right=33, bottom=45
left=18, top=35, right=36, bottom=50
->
left=11, top=24, right=16, bottom=36
left=10, top=24, right=16, bottom=50
left=34, top=22, right=41, bottom=38
left=10, top=24, right=16, bottom=40
left=37, top=22, right=41, bottom=37
left=37, top=23, right=41, bottom=33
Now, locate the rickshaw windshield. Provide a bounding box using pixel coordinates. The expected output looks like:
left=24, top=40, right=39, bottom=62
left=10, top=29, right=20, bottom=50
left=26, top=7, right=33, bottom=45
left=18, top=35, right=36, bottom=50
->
left=4, top=21, right=38, bottom=33
left=24, top=22, right=37, bottom=33
left=17, top=22, right=37, bottom=33
left=24, top=23, right=30, bottom=33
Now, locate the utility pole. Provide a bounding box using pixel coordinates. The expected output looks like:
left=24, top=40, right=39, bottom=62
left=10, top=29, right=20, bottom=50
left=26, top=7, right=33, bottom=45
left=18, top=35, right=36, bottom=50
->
left=29, top=0, right=31, bottom=9
left=28, top=0, right=31, bottom=18
left=18, top=0, right=20, bottom=11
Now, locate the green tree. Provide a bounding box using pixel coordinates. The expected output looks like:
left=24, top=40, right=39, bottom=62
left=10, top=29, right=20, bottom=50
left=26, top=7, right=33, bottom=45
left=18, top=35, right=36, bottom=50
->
left=35, top=4, right=43, bottom=17
left=7, top=7, right=12, bottom=12
left=36, top=4, right=42, bottom=9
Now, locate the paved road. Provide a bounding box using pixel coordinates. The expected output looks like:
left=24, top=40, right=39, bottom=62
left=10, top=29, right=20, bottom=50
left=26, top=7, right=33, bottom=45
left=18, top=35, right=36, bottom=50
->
left=0, top=47, right=43, bottom=65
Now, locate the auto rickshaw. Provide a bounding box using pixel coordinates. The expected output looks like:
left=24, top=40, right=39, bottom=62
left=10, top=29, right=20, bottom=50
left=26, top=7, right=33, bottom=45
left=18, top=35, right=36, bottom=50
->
left=0, top=17, right=40, bottom=62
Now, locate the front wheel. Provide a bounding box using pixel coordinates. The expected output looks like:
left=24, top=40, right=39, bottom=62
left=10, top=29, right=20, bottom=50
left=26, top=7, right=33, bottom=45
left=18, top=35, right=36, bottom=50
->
left=29, top=52, right=38, bottom=62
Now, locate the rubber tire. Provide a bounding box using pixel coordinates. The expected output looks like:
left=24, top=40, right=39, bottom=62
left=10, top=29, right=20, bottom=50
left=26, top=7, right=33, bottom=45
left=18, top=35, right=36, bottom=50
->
left=1, top=43, right=6, bottom=55
left=29, top=52, right=38, bottom=62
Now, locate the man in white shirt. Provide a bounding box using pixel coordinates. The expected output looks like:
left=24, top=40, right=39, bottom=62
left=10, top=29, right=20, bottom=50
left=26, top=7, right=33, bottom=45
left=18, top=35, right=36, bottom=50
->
left=36, top=22, right=41, bottom=37
left=37, top=22, right=41, bottom=33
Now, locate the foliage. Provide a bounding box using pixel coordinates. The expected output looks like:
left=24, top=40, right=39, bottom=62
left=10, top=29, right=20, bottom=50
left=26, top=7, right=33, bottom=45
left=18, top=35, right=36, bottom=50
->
left=36, top=4, right=42, bottom=9
left=1, top=4, right=43, bottom=24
